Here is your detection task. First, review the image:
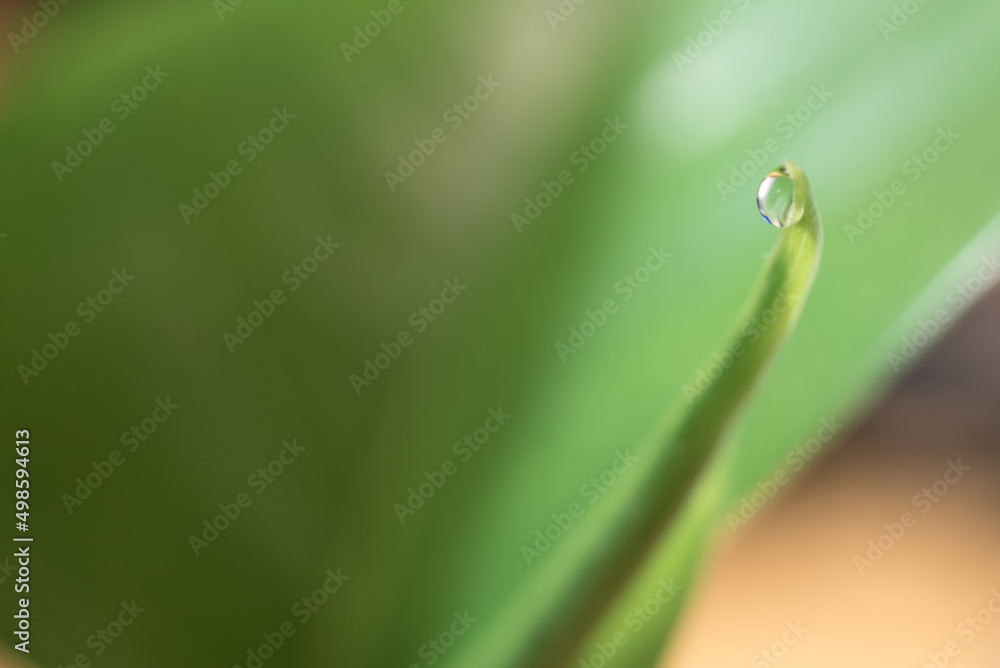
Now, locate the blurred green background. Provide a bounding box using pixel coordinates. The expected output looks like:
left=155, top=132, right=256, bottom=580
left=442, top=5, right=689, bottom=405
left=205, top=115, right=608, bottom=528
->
left=1, top=0, right=999, bottom=666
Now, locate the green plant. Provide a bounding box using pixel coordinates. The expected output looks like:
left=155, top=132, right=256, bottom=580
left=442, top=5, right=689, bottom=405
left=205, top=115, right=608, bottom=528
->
left=447, top=160, right=823, bottom=668
left=3, top=2, right=1000, bottom=667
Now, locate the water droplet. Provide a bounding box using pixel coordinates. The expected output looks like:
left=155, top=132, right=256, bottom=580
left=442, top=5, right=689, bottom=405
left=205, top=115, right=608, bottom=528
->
left=756, top=167, right=795, bottom=227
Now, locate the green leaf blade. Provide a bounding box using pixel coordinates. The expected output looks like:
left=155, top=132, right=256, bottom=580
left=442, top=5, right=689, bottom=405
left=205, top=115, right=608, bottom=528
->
left=446, top=159, right=823, bottom=668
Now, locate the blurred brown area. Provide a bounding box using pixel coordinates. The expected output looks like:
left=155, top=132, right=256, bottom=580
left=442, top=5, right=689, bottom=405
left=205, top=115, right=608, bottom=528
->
left=667, top=285, right=1000, bottom=667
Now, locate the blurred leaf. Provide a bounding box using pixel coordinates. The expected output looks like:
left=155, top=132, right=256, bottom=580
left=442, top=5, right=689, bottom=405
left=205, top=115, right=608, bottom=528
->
left=1, top=1, right=999, bottom=667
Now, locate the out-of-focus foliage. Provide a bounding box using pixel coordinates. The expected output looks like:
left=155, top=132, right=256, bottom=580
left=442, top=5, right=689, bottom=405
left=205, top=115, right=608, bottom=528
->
left=1, top=0, right=999, bottom=666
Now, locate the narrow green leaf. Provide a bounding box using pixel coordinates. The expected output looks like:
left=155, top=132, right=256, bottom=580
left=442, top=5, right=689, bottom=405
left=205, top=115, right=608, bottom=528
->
left=445, top=158, right=823, bottom=668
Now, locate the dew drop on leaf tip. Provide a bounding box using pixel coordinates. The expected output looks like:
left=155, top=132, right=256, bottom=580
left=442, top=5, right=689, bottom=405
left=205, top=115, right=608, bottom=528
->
left=757, top=166, right=795, bottom=228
